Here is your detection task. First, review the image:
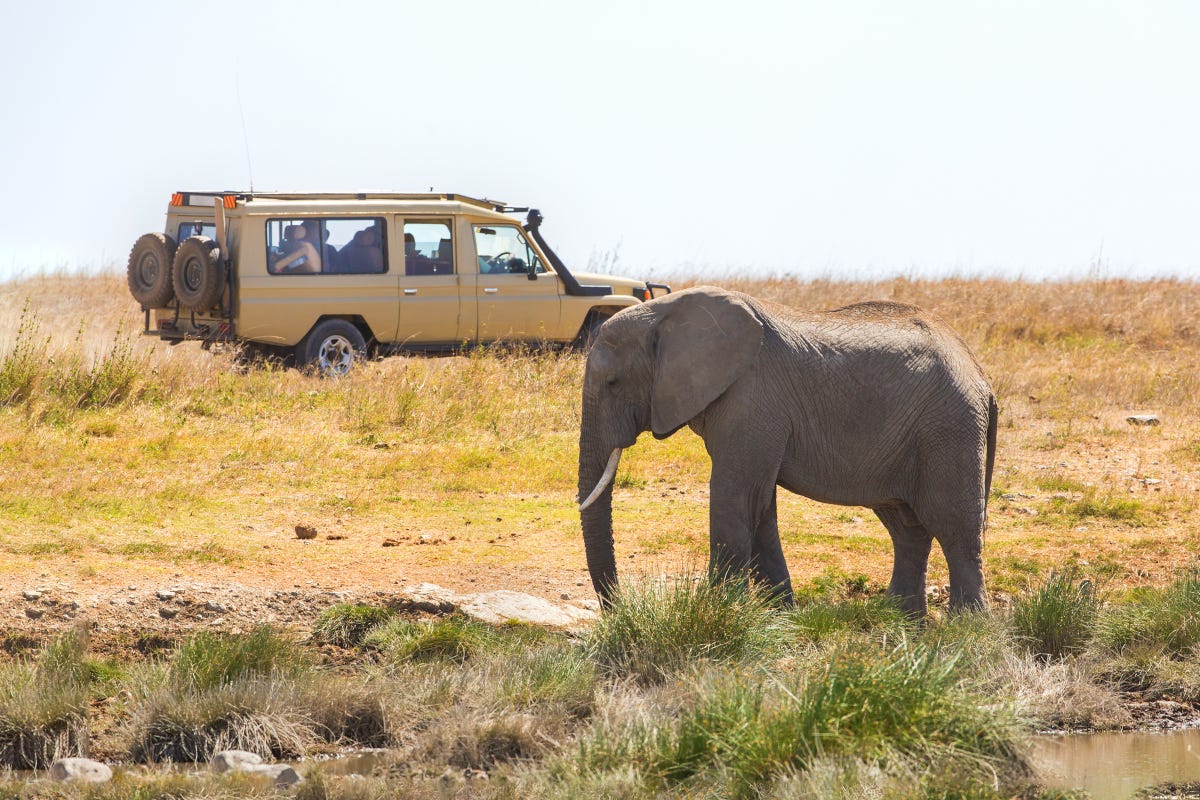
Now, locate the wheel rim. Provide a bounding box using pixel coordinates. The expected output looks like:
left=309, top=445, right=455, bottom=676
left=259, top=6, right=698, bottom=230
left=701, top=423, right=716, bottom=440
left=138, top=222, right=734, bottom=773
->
left=137, top=252, right=160, bottom=289
left=317, top=335, right=355, bottom=376
left=182, top=256, right=203, bottom=291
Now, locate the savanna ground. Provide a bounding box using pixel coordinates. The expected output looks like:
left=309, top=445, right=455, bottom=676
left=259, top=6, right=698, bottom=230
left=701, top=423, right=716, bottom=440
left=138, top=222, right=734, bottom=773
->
left=1, top=274, right=1198, bottom=626
left=3, top=271, right=1200, bottom=798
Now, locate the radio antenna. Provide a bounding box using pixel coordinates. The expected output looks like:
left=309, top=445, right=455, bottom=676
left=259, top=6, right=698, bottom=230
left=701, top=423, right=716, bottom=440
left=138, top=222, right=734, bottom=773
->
left=235, top=58, right=255, bottom=191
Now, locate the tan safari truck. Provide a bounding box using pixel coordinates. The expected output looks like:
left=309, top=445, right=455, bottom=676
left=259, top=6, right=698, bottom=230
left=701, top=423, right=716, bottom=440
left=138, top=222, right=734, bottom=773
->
left=126, top=192, right=669, bottom=376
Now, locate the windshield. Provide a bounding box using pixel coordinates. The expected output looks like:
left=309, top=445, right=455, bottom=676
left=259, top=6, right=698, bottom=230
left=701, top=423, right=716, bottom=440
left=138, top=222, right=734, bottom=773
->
left=474, top=225, right=548, bottom=275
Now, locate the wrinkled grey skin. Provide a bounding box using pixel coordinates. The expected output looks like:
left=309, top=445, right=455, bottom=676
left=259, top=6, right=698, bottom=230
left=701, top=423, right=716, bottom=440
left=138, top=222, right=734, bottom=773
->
left=578, top=286, right=997, bottom=617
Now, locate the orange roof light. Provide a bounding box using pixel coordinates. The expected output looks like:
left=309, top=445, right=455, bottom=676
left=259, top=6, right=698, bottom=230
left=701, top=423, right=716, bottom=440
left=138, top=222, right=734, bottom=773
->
left=170, top=193, right=184, bottom=207
left=223, top=195, right=236, bottom=209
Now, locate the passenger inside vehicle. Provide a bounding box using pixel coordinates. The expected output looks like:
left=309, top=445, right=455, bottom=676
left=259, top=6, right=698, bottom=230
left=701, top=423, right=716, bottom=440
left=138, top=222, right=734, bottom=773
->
left=273, top=225, right=322, bottom=273
left=339, top=226, right=384, bottom=273
left=405, top=232, right=434, bottom=275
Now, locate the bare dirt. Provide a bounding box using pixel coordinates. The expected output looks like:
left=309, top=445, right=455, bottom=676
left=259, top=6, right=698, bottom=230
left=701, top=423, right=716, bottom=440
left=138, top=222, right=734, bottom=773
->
left=0, top=526, right=603, bottom=658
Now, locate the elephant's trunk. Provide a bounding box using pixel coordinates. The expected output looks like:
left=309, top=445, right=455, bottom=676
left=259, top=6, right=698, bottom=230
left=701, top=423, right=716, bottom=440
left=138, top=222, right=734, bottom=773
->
left=579, top=438, right=622, bottom=608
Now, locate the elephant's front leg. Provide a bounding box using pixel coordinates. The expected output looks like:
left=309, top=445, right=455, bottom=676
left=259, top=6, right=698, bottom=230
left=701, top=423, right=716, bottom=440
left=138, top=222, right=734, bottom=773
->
left=708, top=458, right=792, bottom=602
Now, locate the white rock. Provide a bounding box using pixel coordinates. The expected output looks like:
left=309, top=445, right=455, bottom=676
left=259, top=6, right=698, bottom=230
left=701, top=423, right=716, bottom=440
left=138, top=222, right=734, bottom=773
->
left=1127, top=414, right=1161, bottom=426
left=459, top=590, right=597, bottom=628
left=49, top=758, right=113, bottom=783
left=210, top=749, right=263, bottom=773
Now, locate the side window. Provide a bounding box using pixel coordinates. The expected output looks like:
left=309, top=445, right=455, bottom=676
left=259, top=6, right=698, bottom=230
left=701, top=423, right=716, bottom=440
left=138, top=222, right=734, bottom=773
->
left=330, top=219, right=386, bottom=274
left=266, top=218, right=387, bottom=275
left=474, top=225, right=547, bottom=275
left=403, top=220, right=454, bottom=275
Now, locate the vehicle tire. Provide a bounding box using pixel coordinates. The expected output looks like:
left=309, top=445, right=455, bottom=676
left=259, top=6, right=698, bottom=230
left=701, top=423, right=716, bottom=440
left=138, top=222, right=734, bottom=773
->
left=297, top=319, right=367, bottom=378
left=574, top=314, right=609, bottom=352
left=126, top=232, right=177, bottom=308
left=172, top=236, right=226, bottom=312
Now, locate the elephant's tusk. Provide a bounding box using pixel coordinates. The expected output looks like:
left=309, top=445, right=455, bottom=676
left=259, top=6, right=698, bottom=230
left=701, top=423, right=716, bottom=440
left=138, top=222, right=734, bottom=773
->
left=579, top=448, right=622, bottom=511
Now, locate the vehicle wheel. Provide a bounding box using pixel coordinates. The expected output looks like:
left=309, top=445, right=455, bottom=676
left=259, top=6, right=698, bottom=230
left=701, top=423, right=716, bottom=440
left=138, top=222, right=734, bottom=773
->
left=126, top=233, right=177, bottom=308
left=297, top=319, right=367, bottom=378
left=172, top=236, right=226, bottom=312
left=574, top=314, right=608, bottom=352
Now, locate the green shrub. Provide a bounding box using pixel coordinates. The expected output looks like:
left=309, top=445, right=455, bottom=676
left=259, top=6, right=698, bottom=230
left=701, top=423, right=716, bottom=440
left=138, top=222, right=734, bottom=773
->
left=311, top=604, right=395, bottom=648
left=587, top=574, right=781, bottom=684
left=1010, top=571, right=1099, bottom=660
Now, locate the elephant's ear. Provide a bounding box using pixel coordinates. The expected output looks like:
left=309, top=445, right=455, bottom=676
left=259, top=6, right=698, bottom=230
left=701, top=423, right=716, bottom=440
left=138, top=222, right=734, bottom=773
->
left=650, top=288, right=764, bottom=437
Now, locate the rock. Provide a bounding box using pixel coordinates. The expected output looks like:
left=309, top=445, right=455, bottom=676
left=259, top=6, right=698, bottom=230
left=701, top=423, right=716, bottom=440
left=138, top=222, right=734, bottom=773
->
left=205, top=600, right=227, bottom=613
left=159, top=607, right=179, bottom=619
left=1127, top=414, right=1161, bottom=426
left=1015, top=507, right=1039, bottom=516
left=295, top=524, right=318, bottom=540
left=244, top=764, right=304, bottom=786
left=25, top=607, right=44, bottom=619
left=459, top=590, right=598, bottom=629
left=22, top=590, right=41, bottom=601
left=211, top=749, right=263, bottom=773
left=156, top=590, right=176, bottom=601
left=399, top=583, right=460, bottom=613
left=49, top=758, right=113, bottom=783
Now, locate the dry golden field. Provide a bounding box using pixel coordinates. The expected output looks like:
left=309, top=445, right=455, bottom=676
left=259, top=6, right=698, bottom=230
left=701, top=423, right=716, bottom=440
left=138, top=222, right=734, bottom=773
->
left=1, top=272, right=1199, bottom=622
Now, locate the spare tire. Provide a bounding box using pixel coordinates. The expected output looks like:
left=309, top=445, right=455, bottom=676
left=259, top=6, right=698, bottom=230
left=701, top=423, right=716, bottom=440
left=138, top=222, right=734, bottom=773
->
left=172, top=236, right=227, bottom=312
left=126, top=233, right=177, bottom=308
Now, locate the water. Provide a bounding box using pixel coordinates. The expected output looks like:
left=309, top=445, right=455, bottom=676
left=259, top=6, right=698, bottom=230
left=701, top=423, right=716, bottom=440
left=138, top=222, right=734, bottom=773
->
left=1033, top=729, right=1200, bottom=800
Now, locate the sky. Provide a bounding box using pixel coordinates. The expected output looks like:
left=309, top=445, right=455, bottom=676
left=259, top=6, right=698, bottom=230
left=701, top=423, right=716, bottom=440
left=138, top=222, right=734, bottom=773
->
left=1, top=1, right=1198, bottom=283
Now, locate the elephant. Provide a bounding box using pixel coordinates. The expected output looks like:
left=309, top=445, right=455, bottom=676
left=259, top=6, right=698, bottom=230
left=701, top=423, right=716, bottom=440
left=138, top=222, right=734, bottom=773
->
left=577, top=286, right=997, bottom=617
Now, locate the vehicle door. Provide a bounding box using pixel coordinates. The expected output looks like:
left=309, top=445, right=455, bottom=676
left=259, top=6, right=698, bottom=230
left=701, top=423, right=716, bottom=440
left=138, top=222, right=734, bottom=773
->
left=472, top=223, right=562, bottom=343
left=240, top=216, right=399, bottom=345
left=395, top=218, right=464, bottom=345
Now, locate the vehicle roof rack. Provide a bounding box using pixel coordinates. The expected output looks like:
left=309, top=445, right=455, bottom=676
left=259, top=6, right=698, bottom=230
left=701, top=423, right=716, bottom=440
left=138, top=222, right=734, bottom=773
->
left=173, top=191, right=512, bottom=211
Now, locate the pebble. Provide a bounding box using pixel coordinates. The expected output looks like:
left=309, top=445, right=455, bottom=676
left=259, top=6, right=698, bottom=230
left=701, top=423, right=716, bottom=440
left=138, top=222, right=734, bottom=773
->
left=158, top=607, right=179, bottom=619
left=22, top=590, right=41, bottom=601
left=1127, top=414, right=1161, bottom=426
left=24, top=607, right=44, bottom=619
left=156, top=590, right=176, bottom=601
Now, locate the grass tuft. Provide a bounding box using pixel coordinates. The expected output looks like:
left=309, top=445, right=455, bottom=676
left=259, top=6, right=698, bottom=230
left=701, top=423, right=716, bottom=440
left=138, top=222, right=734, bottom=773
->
left=1010, top=571, right=1099, bottom=660
left=587, top=574, right=781, bottom=685
left=170, top=627, right=307, bottom=691
left=310, top=604, right=395, bottom=648
left=362, top=615, right=498, bottom=664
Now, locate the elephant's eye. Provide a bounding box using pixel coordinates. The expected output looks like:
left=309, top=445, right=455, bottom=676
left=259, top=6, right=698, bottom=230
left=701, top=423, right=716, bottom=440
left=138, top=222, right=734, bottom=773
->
left=605, top=375, right=618, bottom=387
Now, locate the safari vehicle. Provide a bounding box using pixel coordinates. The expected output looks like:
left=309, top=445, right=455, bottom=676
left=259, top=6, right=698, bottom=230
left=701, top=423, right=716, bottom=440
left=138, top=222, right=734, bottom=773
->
left=126, top=192, right=669, bottom=375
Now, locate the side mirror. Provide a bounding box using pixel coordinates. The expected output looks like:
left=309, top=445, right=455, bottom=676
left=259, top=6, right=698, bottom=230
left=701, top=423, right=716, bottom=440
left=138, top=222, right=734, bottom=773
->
left=527, top=269, right=538, bottom=281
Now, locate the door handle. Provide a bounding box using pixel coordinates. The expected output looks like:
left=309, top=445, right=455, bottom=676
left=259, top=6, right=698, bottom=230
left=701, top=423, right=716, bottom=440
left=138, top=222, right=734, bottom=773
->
left=404, top=288, right=418, bottom=295
left=483, top=287, right=499, bottom=294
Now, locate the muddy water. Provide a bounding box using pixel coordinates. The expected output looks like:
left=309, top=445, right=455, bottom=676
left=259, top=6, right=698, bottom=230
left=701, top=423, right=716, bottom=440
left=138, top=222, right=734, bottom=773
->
left=1033, top=729, right=1200, bottom=800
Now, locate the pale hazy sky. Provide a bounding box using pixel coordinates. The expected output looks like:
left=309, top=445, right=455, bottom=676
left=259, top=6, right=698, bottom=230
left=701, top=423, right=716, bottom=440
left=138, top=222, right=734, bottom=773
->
left=1, top=1, right=1197, bottom=282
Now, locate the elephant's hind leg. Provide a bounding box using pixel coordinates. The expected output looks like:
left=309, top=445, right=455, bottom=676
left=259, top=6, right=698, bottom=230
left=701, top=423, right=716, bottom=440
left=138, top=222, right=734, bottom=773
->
left=874, top=505, right=933, bottom=617
left=915, top=504, right=988, bottom=612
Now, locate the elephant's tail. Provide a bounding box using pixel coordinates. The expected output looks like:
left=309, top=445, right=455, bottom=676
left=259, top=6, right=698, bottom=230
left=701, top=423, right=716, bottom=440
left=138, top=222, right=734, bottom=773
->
left=983, top=394, right=998, bottom=524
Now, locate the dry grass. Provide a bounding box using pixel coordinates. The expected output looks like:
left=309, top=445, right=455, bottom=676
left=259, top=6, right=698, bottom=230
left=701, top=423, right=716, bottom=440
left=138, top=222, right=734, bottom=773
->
left=1, top=271, right=1199, bottom=601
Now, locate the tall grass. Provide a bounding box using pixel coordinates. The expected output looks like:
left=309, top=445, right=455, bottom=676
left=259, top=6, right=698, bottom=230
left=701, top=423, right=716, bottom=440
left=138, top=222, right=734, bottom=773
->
left=0, top=630, right=92, bottom=769
left=1009, top=571, right=1100, bottom=660
left=310, top=604, right=395, bottom=649
left=576, top=643, right=1026, bottom=797
left=1099, top=575, right=1200, bottom=662
left=587, top=574, right=782, bottom=685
